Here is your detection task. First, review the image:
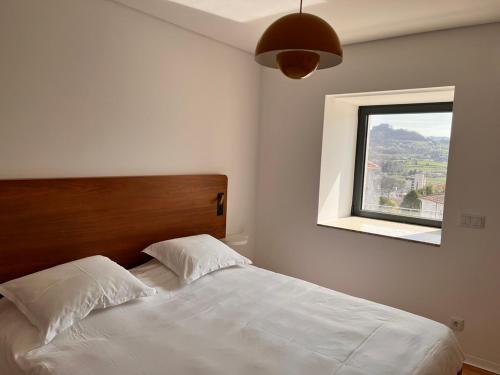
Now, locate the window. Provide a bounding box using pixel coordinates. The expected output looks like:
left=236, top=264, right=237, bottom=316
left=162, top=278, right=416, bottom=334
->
left=352, top=102, right=453, bottom=228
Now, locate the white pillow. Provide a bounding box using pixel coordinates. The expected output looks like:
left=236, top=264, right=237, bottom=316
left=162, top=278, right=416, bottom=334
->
left=143, top=234, right=252, bottom=284
left=0, top=255, right=156, bottom=344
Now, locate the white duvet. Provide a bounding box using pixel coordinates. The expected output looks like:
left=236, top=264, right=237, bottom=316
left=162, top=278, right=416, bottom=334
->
left=0, top=260, right=463, bottom=375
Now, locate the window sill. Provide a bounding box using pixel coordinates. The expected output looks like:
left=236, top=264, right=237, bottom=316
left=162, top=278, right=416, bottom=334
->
left=318, top=216, right=441, bottom=246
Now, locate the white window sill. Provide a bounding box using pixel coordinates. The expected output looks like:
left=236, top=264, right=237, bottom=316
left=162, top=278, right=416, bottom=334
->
left=318, top=216, right=441, bottom=246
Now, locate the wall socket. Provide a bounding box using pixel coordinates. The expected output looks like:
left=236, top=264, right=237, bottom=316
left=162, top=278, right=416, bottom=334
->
left=450, top=316, right=465, bottom=331
left=460, top=213, right=486, bottom=229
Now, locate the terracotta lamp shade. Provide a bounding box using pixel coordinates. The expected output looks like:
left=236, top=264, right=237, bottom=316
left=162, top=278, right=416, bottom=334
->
left=255, top=13, right=343, bottom=79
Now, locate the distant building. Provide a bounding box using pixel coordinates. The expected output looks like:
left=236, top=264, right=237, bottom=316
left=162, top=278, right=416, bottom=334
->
left=406, top=173, right=427, bottom=191
left=419, top=194, right=445, bottom=220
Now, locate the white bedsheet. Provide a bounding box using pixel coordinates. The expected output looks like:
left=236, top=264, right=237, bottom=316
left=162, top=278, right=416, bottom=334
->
left=0, top=260, right=464, bottom=375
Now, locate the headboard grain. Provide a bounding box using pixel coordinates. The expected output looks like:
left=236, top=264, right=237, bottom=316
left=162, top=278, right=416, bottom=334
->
left=0, top=175, right=227, bottom=283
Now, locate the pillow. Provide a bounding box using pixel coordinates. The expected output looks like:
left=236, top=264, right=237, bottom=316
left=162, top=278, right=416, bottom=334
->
left=0, top=255, right=156, bottom=344
left=143, top=234, right=252, bottom=284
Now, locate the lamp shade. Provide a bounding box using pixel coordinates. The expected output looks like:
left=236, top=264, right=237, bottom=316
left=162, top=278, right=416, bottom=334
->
left=255, top=13, right=342, bottom=79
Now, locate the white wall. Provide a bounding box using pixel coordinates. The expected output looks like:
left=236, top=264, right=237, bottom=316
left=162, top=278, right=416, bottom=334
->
left=256, top=23, right=500, bottom=369
left=0, top=0, right=260, bottom=258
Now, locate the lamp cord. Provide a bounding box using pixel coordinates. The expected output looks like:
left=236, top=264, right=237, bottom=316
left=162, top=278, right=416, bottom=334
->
left=300, top=0, right=303, bottom=14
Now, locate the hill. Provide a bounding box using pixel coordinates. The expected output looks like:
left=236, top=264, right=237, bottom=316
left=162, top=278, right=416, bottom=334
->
left=368, top=124, right=450, bottom=163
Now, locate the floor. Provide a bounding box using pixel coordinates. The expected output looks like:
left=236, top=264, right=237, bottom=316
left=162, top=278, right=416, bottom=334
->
left=463, top=364, right=498, bottom=375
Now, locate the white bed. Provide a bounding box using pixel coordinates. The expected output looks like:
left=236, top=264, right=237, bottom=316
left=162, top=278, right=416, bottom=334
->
left=0, top=260, right=464, bottom=375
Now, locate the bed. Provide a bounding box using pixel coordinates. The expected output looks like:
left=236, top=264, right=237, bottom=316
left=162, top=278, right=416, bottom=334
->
left=0, top=175, right=464, bottom=375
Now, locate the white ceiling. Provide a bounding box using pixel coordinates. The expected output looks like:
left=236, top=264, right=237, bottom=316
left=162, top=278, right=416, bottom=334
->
left=113, top=0, right=500, bottom=53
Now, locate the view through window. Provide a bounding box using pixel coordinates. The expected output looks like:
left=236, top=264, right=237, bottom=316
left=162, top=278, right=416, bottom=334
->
left=353, top=103, right=453, bottom=227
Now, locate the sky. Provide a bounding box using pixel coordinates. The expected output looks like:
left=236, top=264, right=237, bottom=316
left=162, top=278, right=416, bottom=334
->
left=369, top=112, right=453, bottom=138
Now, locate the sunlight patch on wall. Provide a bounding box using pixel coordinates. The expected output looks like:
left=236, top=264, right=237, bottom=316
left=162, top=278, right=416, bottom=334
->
left=165, top=0, right=326, bottom=22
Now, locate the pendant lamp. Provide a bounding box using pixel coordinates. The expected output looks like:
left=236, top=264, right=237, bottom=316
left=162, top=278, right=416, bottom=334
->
left=255, top=0, right=343, bottom=79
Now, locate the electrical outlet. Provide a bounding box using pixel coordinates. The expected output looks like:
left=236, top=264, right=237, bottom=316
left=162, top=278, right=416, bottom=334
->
left=450, top=317, right=465, bottom=331
left=460, top=213, right=486, bottom=229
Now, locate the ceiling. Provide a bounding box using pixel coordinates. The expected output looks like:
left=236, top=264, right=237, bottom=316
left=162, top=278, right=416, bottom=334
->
left=113, top=0, right=500, bottom=53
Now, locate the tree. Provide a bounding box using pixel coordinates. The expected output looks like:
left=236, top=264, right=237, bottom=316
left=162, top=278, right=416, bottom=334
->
left=380, top=176, right=405, bottom=197
left=417, top=185, right=434, bottom=196
left=382, top=160, right=405, bottom=174
left=379, top=196, right=397, bottom=207
left=401, top=190, right=421, bottom=210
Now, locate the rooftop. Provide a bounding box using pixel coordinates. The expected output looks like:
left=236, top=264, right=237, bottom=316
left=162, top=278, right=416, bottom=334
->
left=419, top=194, right=445, bottom=205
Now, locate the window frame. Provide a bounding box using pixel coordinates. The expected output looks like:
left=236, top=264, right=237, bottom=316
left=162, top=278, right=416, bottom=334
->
left=352, top=102, right=454, bottom=228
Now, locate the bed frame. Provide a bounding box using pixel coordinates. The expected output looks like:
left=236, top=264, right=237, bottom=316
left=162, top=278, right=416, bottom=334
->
left=0, top=175, right=227, bottom=284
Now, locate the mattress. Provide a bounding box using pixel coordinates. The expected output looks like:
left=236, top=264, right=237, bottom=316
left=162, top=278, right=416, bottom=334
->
left=0, top=260, right=464, bottom=375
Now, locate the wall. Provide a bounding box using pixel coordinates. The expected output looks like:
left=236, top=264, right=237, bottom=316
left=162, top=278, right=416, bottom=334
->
left=0, top=0, right=260, bottom=258
left=256, top=23, right=500, bottom=370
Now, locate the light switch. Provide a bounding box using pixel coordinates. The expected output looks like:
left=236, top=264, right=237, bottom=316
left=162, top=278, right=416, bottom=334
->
left=460, top=213, right=486, bottom=229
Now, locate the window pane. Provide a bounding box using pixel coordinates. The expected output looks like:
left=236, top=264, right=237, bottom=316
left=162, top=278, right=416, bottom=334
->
left=362, top=112, right=453, bottom=221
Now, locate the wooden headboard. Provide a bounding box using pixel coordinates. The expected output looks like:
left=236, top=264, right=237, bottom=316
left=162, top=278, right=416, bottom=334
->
left=0, top=175, right=227, bottom=284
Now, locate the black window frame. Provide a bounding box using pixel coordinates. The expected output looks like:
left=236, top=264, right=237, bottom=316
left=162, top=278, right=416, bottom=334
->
left=352, top=102, right=453, bottom=228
